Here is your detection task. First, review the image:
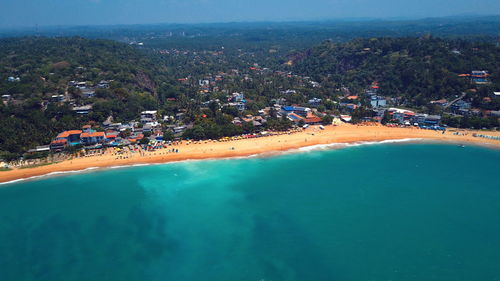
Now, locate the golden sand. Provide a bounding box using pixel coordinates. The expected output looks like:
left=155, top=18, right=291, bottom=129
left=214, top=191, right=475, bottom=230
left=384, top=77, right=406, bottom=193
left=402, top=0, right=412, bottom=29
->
left=1, top=124, right=499, bottom=184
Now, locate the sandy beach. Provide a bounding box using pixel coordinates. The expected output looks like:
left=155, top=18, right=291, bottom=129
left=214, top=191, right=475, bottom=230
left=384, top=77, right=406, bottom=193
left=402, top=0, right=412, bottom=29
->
left=1, top=124, right=499, bottom=184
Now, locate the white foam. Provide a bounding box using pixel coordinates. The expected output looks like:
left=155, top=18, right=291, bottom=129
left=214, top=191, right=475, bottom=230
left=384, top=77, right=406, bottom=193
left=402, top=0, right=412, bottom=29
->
left=0, top=167, right=100, bottom=186
left=296, top=138, right=422, bottom=152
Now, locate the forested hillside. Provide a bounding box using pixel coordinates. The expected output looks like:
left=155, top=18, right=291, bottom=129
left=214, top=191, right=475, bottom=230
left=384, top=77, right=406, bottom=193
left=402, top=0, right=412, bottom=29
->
left=290, top=37, right=500, bottom=106
left=0, top=37, right=178, bottom=157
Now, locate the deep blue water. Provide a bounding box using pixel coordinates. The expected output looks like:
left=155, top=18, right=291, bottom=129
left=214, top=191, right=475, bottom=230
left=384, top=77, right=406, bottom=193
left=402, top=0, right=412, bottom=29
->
left=0, top=143, right=499, bottom=281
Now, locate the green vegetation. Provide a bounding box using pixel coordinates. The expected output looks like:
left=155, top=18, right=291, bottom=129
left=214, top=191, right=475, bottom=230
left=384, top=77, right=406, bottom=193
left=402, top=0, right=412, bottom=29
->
left=0, top=25, right=499, bottom=160
left=0, top=37, right=176, bottom=156
left=291, top=37, right=500, bottom=105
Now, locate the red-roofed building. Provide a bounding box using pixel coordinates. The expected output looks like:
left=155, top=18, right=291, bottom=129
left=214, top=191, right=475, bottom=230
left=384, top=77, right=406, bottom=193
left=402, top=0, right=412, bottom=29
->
left=50, top=139, right=68, bottom=151
left=287, top=112, right=304, bottom=123
left=56, top=130, right=82, bottom=145
left=304, top=115, right=322, bottom=125
left=81, top=131, right=106, bottom=145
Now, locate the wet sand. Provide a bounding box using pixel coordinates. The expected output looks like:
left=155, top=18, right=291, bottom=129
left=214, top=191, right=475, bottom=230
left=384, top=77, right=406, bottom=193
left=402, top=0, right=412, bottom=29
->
left=1, top=124, right=499, bottom=184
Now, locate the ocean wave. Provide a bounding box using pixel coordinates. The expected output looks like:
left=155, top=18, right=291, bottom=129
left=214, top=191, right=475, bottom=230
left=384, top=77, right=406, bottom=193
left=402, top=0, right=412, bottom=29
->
left=0, top=167, right=100, bottom=186
left=296, top=138, right=423, bottom=152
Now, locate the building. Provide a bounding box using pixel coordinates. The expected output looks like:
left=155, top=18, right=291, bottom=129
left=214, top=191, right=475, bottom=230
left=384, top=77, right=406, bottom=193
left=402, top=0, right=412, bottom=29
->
left=430, top=99, right=448, bottom=107
left=424, top=115, right=441, bottom=125
left=340, top=115, right=352, bottom=122
left=7, top=77, right=20, bottom=82
left=229, top=102, right=246, bottom=111
left=412, top=114, right=427, bottom=125
left=229, top=92, right=245, bottom=102
left=471, top=70, right=490, bottom=84
left=50, top=139, right=68, bottom=151
left=173, top=126, right=187, bottom=134
left=81, top=132, right=106, bottom=146
left=370, top=96, right=387, bottom=108
left=451, top=100, right=471, bottom=114
left=308, top=98, right=322, bottom=107
left=73, top=105, right=93, bottom=115
left=140, top=111, right=157, bottom=123
left=304, top=114, right=322, bottom=125
left=489, top=111, right=500, bottom=117
left=292, top=106, right=311, bottom=117
left=97, top=80, right=110, bottom=88
left=27, top=145, right=51, bottom=154
left=51, top=95, right=65, bottom=102
left=81, top=89, right=95, bottom=98
left=287, top=113, right=304, bottom=123
left=56, top=130, right=82, bottom=146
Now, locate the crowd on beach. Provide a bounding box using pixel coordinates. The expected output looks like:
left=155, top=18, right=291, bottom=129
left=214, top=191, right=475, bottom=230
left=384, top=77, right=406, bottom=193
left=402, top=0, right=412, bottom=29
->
left=3, top=124, right=499, bottom=171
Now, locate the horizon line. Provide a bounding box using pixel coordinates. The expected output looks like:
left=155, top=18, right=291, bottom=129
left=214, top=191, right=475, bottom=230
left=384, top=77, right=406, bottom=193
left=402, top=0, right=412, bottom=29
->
left=1, top=13, right=499, bottom=32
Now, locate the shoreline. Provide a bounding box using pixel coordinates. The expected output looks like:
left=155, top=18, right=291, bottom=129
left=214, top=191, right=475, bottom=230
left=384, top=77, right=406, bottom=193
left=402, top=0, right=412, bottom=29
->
left=1, top=124, right=499, bottom=185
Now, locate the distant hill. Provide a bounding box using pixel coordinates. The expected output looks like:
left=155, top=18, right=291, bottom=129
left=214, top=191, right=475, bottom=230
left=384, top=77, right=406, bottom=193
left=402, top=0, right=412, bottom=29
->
left=0, top=37, right=165, bottom=99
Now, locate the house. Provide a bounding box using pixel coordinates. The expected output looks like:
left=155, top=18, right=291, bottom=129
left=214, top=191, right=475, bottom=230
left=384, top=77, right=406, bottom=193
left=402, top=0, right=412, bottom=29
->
left=292, top=106, right=311, bottom=117
left=50, top=139, right=68, bottom=151
left=392, top=112, right=406, bottom=123
left=281, top=89, right=297, bottom=95
left=105, top=133, right=119, bottom=141
left=347, top=103, right=358, bottom=111
left=229, top=92, right=245, bottom=102
left=424, top=115, right=441, bottom=125
left=51, top=95, right=65, bottom=102
left=56, top=130, right=83, bottom=146
left=199, top=79, right=210, bottom=86
left=340, top=115, right=352, bottom=122
left=308, top=98, right=322, bottom=106
left=287, top=113, right=304, bottom=123
left=281, top=106, right=295, bottom=114
left=430, top=99, right=448, bottom=106
left=232, top=117, right=243, bottom=126
left=310, top=81, right=321, bottom=88
left=140, top=111, right=157, bottom=123
left=471, top=70, right=490, bottom=84
left=27, top=145, right=51, bottom=154
left=81, top=89, right=95, bottom=98
left=75, top=82, right=88, bottom=89
left=451, top=100, right=471, bottom=113
left=81, top=132, right=106, bottom=145
left=412, top=114, right=427, bottom=125
left=82, top=125, right=92, bottom=133
left=173, top=126, right=187, bottom=134
left=304, top=115, right=322, bottom=125
left=370, top=96, right=387, bottom=108
left=489, top=111, right=500, bottom=117
left=7, top=77, right=20, bottom=82
left=73, top=105, right=93, bottom=114
left=229, top=102, right=246, bottom=111
left=97, top=80, right=110, bottom=88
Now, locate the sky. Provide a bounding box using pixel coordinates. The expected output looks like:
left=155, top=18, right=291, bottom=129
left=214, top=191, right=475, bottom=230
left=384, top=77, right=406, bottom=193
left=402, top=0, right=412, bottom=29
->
left=1, top=0, right=499, bottom=28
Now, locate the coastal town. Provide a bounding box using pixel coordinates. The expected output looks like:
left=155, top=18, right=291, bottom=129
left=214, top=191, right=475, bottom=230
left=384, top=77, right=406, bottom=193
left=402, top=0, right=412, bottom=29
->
left=1, top=37, right=499, bottom=174
left=2, top=59, right=500, bottom=171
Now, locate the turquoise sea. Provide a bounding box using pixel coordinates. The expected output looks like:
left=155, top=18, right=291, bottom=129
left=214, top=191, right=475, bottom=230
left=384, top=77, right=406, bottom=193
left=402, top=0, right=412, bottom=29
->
left=0, top=142, right=499, bottom=281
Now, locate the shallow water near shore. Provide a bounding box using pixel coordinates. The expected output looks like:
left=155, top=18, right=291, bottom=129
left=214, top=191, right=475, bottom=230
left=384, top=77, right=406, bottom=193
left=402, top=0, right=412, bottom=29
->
left=0, top=143, right=499, bottom=281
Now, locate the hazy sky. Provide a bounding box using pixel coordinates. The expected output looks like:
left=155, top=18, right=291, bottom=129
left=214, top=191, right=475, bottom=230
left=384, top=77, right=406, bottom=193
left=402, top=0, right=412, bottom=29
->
left=1, top=0, right=499, bottom=28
